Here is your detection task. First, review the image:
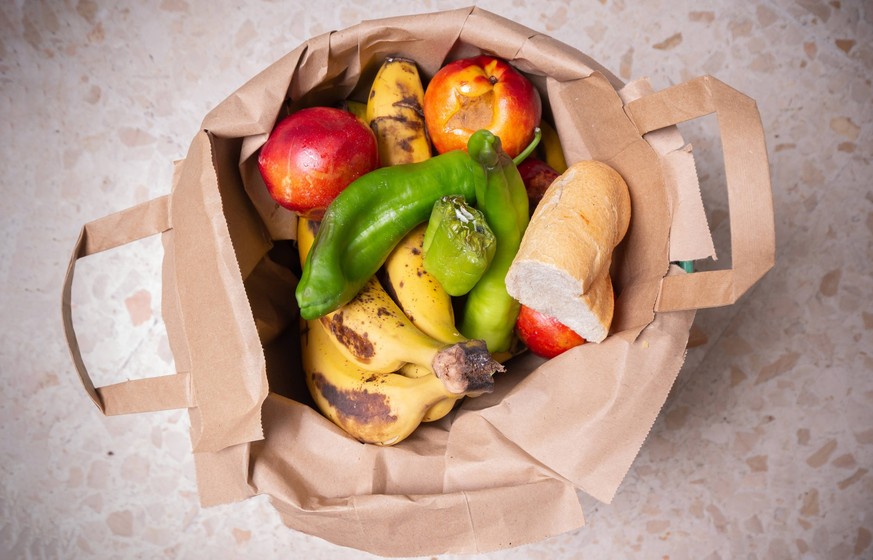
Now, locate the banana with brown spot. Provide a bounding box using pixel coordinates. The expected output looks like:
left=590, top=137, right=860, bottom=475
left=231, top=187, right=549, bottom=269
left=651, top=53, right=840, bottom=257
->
left=301, top=317, right=455, bottom=445
left=366, top=56, right=432, bottom=166
left=382, top=222, right=466, bottom=344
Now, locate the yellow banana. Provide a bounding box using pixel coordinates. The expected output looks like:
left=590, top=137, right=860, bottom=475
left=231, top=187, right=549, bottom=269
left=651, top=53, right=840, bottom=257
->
left=366, top=56, right=432, bottom=165
left=298, top=217, right=501, bottom=395
left=539, top=120, right=568, bottom=173
left=397, top=363, right=430, bottom=378
left=422, top=397, right=459, bottom=423
left=397, top=363, right=462, bottom=423
left=299, top=220, right=469, bottom=441
left=318, top=275, right=453, bottom=373
left=382, top=223, right=467, bottom=345
left=297, top=215, right=319, bottom=265
left=339, top=99, right=368, bottom=124
left=300, top=316, right=455, bottom=445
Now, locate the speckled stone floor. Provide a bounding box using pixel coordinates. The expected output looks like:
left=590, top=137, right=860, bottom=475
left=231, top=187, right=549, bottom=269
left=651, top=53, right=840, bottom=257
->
left=2, top=1, right=871, bottom=558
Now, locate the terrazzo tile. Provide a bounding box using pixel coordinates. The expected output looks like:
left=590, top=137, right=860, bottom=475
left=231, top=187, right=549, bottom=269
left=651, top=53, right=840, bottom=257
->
left=1, top=0, right=871, bottom=558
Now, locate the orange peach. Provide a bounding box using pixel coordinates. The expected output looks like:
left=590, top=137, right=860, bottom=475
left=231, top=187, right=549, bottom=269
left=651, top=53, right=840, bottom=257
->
left=423, top=56, right=541, bottom=158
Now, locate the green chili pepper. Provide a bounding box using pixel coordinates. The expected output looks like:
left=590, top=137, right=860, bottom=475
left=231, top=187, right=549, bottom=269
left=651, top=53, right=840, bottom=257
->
left=459, top=128, right=538, bottom=353
left=296, top=150, right=487, bottom=320
left=423, top=195, right=496, bottom=297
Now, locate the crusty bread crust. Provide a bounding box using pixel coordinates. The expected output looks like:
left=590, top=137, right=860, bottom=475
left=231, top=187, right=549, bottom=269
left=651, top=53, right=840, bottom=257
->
left=505, top=160, right=631, bottom=343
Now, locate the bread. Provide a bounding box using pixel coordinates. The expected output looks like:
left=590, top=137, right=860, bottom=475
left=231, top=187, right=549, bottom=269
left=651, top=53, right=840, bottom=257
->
left=505, top=160, right=631, bottom=343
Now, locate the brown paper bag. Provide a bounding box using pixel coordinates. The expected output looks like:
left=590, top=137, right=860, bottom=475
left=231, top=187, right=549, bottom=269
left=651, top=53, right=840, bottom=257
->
left=62, top=7, right=775, bottom=556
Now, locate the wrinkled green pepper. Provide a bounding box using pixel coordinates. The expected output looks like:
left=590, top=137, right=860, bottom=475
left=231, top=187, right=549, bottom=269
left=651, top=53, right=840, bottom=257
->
left=459, top=130, right=535, bottom=353
left=423, top=195, right=496, bottom=297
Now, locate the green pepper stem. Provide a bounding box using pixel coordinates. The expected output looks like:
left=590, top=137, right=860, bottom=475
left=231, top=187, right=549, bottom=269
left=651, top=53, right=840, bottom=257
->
left=512, top=127, right=542, bottom=167
left=468, top=129, right=500, bottom=168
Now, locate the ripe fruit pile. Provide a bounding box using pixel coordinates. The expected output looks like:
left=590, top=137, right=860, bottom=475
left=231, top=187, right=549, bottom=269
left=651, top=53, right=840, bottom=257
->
left=259, top=55, right=584, bottom=445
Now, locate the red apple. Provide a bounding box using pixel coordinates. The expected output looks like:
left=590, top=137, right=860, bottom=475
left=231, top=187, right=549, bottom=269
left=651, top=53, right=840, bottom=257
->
left=517, top=156, right=560, bottom=213
left=258, top=106, right=379, bottom=220
left=423, top=55, right=541, bottom=158
left=515, top=304, right=586, bottom=359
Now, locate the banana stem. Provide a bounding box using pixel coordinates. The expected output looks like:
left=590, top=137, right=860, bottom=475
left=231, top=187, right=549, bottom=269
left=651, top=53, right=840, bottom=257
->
left=431, top=340, right=503, bottom=395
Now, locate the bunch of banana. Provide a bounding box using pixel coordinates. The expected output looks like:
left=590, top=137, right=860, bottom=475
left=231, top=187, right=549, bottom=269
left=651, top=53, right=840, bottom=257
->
left=297, top=217, right=500, bottom=446
left=301, top=316, right=460, bottom=445
left=301, top=314, right=461, bottom=445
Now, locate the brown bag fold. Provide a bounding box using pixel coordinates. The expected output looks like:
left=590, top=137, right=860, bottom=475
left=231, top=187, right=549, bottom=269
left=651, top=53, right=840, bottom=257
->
left=166, top=131, right=271, bottom=454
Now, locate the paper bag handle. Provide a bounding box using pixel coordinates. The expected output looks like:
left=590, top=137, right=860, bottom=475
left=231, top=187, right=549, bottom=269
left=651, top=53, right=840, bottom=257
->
left=62, top=195, right=195, bottom=415
left=624, top=75, right=775, bottom=312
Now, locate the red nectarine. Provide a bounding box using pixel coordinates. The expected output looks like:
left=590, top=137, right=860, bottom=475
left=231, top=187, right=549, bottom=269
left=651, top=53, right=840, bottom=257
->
left=258, top=106, right=379, bottom=220
left=517, top=156, right=560, bottom=213
left=515, top=304, right=586, bottom=359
